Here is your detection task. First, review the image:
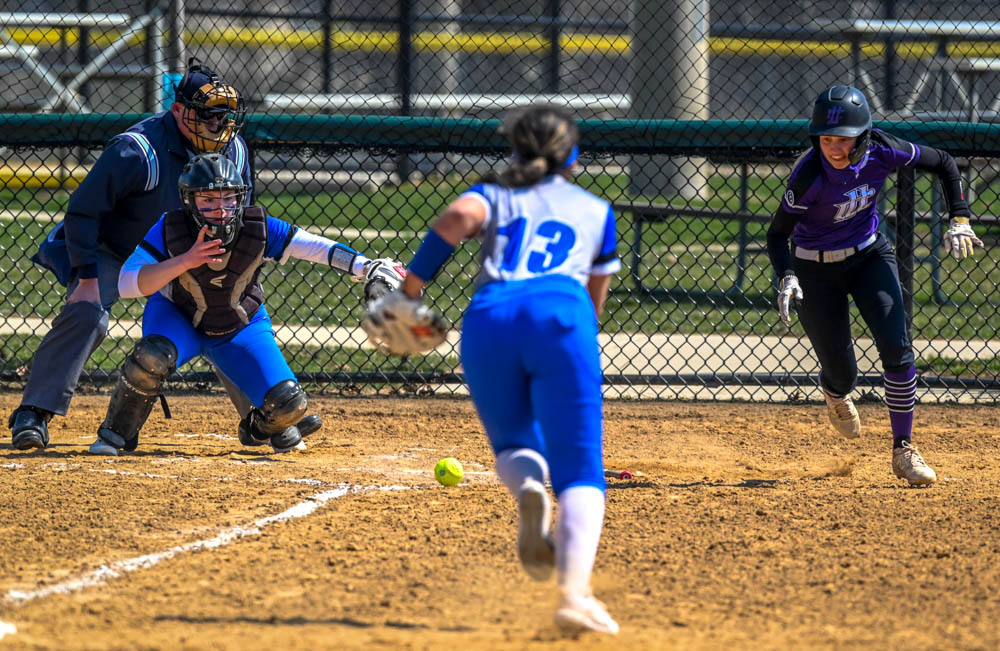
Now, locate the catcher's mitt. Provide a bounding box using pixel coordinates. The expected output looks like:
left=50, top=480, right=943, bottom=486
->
left=361, top=258, right=407, bottom=304
left=362, top=292, right=448, bottom=356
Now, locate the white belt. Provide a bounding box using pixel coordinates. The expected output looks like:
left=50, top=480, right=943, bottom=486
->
left=795, top=233, right=877, bottom=263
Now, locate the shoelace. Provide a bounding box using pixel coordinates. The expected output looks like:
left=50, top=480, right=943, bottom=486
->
left=829, top=397, right=855, bottom=420
left=899, top=443, right=929, bottom=469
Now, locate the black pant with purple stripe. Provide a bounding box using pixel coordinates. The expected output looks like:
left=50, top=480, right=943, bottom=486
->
left=793, top=233, right=914, bottom=397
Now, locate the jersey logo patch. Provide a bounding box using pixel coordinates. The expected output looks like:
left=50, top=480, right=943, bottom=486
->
left=210, top=274, right=227, bottom=287
left=833, top=184, right=876, bottom=223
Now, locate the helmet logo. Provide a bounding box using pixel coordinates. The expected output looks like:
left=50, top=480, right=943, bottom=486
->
left=826, top=106, right=843, bottom=125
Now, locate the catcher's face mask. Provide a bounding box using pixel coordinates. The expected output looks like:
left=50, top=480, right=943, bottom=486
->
left=179, top=154, right=248, bottom=247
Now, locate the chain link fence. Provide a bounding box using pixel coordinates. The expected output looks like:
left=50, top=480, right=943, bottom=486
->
left=1, top=1, right=999, bottom=402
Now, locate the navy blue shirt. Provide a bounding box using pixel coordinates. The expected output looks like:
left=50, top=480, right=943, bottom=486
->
left=63, top=111, right=252, bottom=278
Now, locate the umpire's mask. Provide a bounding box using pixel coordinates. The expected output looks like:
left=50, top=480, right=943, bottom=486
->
left=174, top=57, right=246, bottom=154
left=179, top=154, right=248, bottom=247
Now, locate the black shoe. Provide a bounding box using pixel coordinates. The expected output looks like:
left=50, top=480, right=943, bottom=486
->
left=9, top=407, right=50, bottom=451
left=237, top=413, right=269, bottom=447
left=238, top=413, right=321, bottom=447
left=270, top=425, right=303, bottom=453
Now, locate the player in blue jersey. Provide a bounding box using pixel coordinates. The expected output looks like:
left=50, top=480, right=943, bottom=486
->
left=89, top=154, right=404, bottom=456
left=363, top=104, right=621, bottom=634
left=767, top=85, right=984, bottom=486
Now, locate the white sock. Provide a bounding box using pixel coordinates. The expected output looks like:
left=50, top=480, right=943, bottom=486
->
left=494, top=448, right=549, bottom=496
left=555, top=485, right=606, bottom=596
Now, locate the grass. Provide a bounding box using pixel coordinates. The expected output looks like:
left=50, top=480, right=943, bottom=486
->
left=3, top=169, right=1000, bottom=343
left=1, top=333, right=460, bottom=378
left=916, top=355, right=1000, bottom=378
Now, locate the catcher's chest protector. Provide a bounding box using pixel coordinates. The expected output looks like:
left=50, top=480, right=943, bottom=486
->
left=164, top=206, right=267, bottom=337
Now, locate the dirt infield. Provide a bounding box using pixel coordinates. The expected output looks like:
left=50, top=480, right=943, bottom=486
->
left=1, top=393, right=998, bottom=650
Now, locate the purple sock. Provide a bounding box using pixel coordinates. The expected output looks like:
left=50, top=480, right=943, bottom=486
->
left=884, top=366, right=916, bottom=447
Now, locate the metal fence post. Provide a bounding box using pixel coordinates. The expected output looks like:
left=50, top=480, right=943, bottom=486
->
left=397, top=0, right=414, bottom=181
left=896, top=166, right=916, bottom=324
left=546, top=0, right=560, bottom=93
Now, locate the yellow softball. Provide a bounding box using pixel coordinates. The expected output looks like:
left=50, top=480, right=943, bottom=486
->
left=434, top=457, right=464, bottom=486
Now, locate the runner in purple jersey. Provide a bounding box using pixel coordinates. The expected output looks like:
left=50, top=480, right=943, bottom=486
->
left=766, top=85, right=984, bottom=486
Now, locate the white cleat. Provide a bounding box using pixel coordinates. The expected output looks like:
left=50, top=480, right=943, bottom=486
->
left=892, top=440, right=937, bottom=486
left=517, top=478, right=554, bottom=581
left=88, top=438, right=120, bottom=456
left=822, top=389, right=861, bottom=439
left=555, top=592, right=620, bottom=635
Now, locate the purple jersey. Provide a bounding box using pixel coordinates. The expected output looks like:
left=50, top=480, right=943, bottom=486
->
left=780, top=130, right=919, bottom=251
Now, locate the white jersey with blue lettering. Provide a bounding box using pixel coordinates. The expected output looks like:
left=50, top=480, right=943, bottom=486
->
left=460, top=175, right=620, bottom=287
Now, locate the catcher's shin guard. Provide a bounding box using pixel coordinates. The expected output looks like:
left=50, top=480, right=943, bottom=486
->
left=97, top=335, right=177, bottom=452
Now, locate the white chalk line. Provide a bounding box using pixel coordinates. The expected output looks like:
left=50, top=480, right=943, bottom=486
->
left=3, top=484, right=409, bottom=607
left=0, top=621, right=16, bottom=640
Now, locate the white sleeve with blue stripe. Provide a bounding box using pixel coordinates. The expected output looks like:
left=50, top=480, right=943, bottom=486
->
left=591, top=205, right=621, bottom=276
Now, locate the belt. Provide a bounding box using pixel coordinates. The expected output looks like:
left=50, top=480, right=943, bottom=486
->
left=794, top=233, right=877, bottom=263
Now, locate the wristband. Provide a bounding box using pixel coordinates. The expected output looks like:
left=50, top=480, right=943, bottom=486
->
left=328, top=242, right=359, bottom=274
left=408, top=229, right=455, bottom=281
left=951, top=216, right=970, bottom=225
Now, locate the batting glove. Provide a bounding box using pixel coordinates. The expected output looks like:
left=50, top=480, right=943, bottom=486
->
left=777, top=274, right=803, bottom=325
left=943, top=217, right=984, bottom=260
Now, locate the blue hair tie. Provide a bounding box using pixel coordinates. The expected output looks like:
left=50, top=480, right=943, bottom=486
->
left=562, top=145, right=579, bottom=169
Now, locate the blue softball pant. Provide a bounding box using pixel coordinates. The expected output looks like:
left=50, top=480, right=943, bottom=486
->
left=461, top=275, right=606, bottom=495
left=142, top=293, right=296, bottom=407
left=794, top=233, right=914, bottom=396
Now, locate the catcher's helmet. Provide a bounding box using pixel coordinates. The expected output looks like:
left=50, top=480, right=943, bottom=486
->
left=809, top=85, right=872, bottom=165
left=174, top=57, right=246, bottom=154
left=178, top=154, right=248, bottom=247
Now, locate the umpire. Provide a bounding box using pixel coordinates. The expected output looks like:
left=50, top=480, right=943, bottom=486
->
left=8, top=58, right=314, bottom=450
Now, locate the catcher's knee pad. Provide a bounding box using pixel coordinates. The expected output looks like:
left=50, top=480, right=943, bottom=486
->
left=99, top=335, right=177, bottom=451
left=252, top=380, right=308, bottom=436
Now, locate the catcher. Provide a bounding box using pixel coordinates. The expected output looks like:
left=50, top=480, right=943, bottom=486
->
left=89, top=153, right=404, bottom=455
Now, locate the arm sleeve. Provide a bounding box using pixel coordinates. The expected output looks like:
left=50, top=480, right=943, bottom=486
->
left=913, top=145, right=971, bottom=219
left=591, top=204, right=621, bottom=275
left=63, top=137, right=146, bottom=277
left=118, top=219, right=168, bottom=298
left=766, top=204, right=800, bottom=277
left=278, top=224, right=368, bottom=275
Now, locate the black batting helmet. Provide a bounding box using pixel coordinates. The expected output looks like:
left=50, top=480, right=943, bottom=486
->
left=178, top=154, right=248, bottom=247
left=809, top=85, right=872, bottom=165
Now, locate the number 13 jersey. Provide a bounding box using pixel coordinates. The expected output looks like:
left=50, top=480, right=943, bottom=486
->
left=461, top=175, right=621, bottom=288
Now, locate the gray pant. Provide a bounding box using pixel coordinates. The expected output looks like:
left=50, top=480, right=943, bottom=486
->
left=21, top=245, right=253, bottom=419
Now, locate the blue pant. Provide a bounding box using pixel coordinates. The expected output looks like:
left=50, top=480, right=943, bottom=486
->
left=794, top=234, right=914, bottom=396
left=143, top=294, right=295, bottom=407
left=461, top=276, right=606, bottom=495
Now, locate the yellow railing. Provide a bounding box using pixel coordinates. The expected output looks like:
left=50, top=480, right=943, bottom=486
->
left=5, top=26, right=1000, bottom=59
